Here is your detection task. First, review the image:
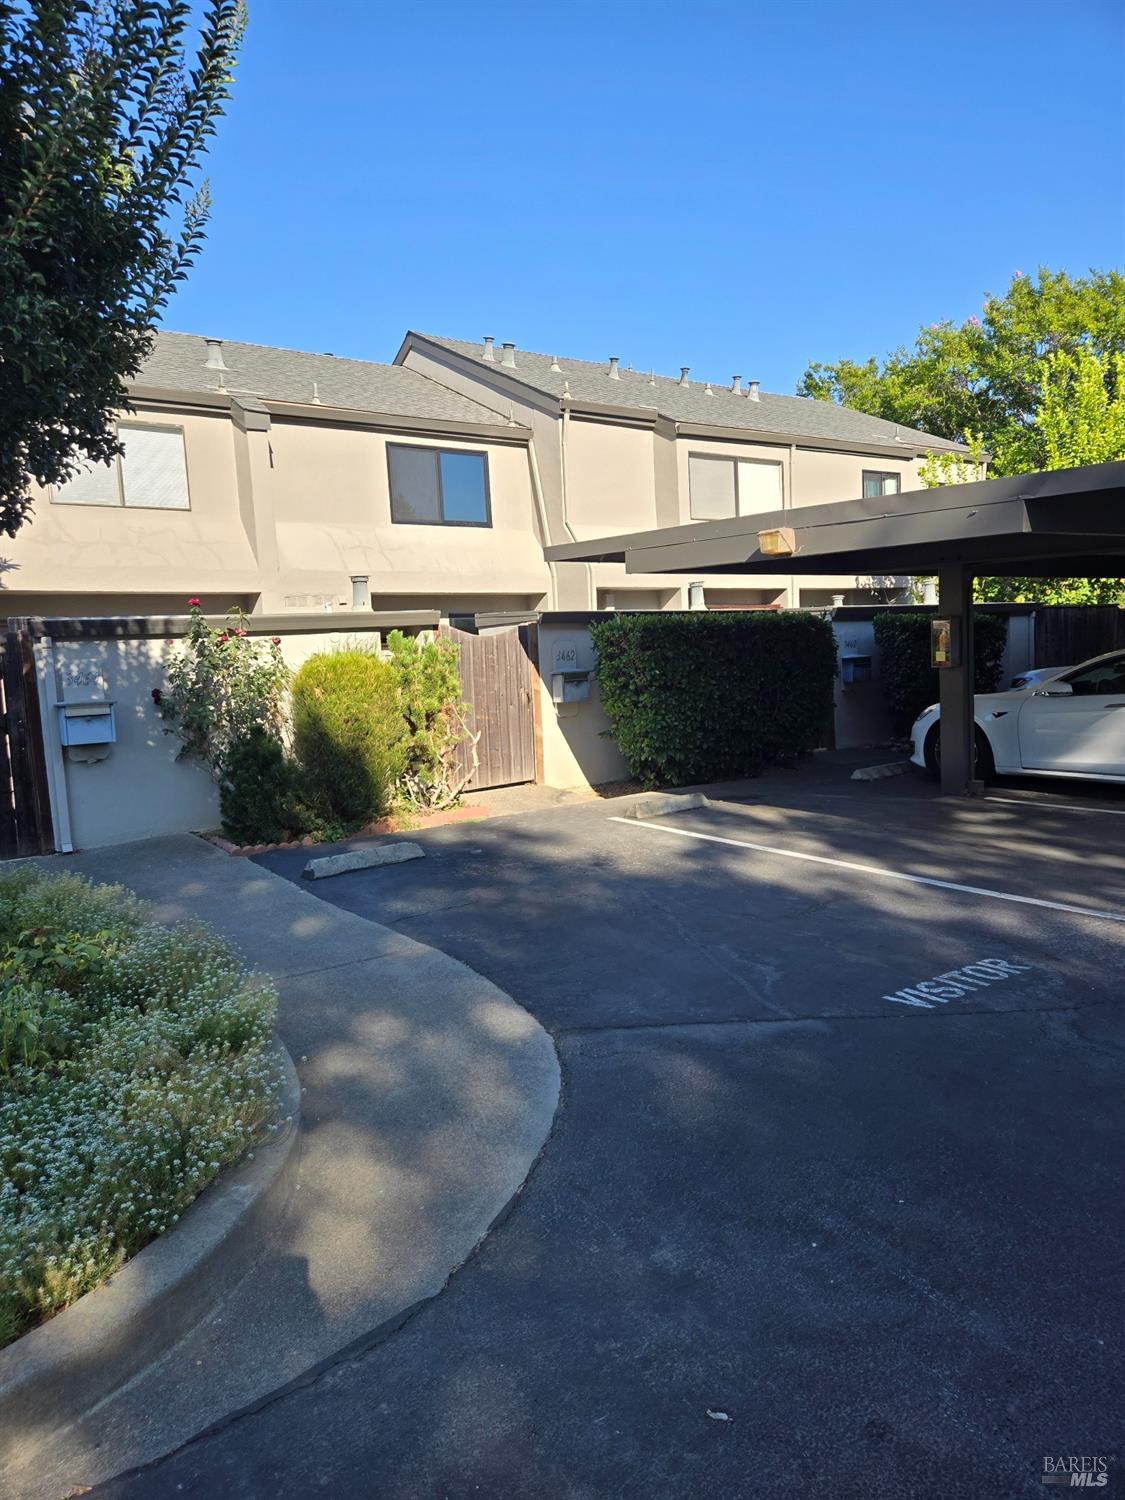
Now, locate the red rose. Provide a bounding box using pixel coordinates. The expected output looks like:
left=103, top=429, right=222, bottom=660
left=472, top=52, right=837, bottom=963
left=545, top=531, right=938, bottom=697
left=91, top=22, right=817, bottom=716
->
left=235, top=628, right=247, bottom=638
left=151, top=688, right=163, bottom=704
left=271, top=636, right=281, bottom=646
left=218, top=632, right=229, bottom=644
left=187, top=597, right=201, bottom=608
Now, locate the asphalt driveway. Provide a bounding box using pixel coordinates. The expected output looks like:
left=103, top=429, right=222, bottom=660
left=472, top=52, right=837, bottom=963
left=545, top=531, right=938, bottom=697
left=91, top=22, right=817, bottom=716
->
left=97, top=769, right=1124, bottom=1499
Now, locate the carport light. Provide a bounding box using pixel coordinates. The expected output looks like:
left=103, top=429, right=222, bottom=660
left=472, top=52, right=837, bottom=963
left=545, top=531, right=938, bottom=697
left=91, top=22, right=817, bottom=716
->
left=758, top=526, right=796, bottom=557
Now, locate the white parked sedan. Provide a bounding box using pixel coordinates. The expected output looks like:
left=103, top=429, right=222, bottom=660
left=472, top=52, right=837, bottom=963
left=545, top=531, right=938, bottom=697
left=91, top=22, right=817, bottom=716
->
left=911, top=649, right=1125, bottom=783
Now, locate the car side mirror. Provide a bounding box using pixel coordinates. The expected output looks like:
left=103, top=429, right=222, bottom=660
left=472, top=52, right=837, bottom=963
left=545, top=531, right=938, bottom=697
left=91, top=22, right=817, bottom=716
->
left=1033, top=681, right=1073, bottom=698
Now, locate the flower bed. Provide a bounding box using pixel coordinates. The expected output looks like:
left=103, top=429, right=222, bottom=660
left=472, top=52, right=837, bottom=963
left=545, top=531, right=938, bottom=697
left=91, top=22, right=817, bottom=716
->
left=200, top=802, right=489, bottom=856
left=0, top=867, right=280, bottom=1349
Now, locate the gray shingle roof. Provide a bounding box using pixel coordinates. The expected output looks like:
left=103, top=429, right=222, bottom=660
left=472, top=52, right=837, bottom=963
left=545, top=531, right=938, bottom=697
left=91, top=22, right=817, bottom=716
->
left=411, top=334, right=967, bottom=453
left=137, top=331, right=514, bottom=427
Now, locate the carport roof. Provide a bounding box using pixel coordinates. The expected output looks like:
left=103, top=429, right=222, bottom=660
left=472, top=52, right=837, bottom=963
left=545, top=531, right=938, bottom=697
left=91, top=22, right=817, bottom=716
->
left=544, top=461, right=1125, bottom=577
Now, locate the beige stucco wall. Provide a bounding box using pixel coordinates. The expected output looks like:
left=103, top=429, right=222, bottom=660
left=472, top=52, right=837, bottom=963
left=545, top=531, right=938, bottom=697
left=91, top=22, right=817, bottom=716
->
left=14, top=410, right=259, bottom=606
left=791, top=449, right=924, bottom=509
left=264, top=419, right=549, bottom=610
left=536, top=624, right=627, bottom=789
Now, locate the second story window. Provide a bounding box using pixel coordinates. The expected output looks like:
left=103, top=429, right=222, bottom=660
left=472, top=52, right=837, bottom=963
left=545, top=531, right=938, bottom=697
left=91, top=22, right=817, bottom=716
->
left=862, top=470, right=901, bottom=499
left=50, top=424, right=191, bottom=510
left=387, top=443, right=491, bottom=526
left=689, top=455, right=783, bottom=520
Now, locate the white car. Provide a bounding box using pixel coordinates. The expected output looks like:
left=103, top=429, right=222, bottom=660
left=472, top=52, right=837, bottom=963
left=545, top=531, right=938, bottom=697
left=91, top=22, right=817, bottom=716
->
left=911, top=649, right=1125, bottom=783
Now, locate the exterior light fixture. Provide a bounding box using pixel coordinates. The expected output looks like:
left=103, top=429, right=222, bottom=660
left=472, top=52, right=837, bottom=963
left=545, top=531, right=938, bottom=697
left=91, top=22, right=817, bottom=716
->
left=757, top=526, right=796, bottom=557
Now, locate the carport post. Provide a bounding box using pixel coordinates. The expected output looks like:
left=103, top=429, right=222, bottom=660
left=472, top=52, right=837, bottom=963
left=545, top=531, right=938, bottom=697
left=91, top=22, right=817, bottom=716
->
left=937, top=564, right=976, bottom=795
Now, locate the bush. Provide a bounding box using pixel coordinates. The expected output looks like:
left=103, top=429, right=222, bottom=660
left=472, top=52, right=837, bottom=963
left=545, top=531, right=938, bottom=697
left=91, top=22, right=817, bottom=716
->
left=219, top=728, right=305, bottom=846
left=385, top=631, right=474, bottom=809
left=155, top=601, right=289, bottom=781
left=291, top=648, right=407, bottom=823
left=0, top=868, right=279, bottom=1348
left=589, top=612, right=837, bottom=787
left=873, top=611, right=1007, bottom=733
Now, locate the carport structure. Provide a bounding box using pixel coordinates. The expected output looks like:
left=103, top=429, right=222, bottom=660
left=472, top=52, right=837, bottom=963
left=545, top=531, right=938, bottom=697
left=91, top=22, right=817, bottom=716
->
left=546, top=459, right=1125, bottom=794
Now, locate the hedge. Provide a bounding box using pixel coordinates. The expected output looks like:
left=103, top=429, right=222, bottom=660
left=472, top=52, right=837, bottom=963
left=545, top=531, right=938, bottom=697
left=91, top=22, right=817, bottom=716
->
left=873, top=611, right=1008, bottom=734
left=589, top=612, right=837, bottom=787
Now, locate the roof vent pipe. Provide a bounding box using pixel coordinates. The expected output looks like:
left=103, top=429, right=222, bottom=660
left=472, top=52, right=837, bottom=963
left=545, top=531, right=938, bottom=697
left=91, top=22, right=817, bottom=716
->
left=747, top=379, right=760, bottom=402
left=704, top=383, right=714, bottom=396
left=549, top=355, right=561, bottom=372
left=731, top=375, right=742, bottom=394
left=678, top=367, right=690, bottom=386
left=482, top=336, right=496, bottom=362
left=500, top=341, right=517, bottom=369
left=204, top=338, right=226, bottom=370
left=608, top=356, right=620, bottom=379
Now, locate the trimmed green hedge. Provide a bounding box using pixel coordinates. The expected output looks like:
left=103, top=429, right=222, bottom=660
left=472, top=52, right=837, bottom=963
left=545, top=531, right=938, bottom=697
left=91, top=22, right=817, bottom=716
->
left=873, top=611, right=1008, bottom=733
left=589, top=612, right=837, bottom=787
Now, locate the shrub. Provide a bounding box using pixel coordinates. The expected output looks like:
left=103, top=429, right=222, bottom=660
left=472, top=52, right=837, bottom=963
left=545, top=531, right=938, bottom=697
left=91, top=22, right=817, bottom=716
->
left=589, top=612, right=837, bottom=787
left=156, top=601, right=289, bottom=780
left=385, top=631, right=475, bottom=809
left=873, top=611, right=1008, bottom=733
left=219, top=727, right=306, bottom=846
left=291, top=648, right=407, bottom=823
left=0, top=868, right=280, bottom=1347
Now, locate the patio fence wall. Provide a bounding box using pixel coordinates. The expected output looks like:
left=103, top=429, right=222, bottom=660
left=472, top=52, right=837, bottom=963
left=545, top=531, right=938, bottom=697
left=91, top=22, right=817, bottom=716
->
left=29, top=613, right=421, bottom=852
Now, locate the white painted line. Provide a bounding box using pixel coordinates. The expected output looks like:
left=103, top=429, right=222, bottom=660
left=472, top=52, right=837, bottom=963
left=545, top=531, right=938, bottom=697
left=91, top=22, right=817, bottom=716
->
left=984, top=795, right=1125, bottom=818
left=609, top=816, right=1125, bottom=925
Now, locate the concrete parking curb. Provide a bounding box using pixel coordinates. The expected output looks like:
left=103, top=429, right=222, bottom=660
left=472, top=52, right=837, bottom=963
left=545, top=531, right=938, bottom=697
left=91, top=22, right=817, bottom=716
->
left=0, top=1043, right=301, bottom=1474
left=620, top=792, right=710, bottom=820
left=850, top=760, right=910, bottom=781
left=303, top=842, right=424, bottom=879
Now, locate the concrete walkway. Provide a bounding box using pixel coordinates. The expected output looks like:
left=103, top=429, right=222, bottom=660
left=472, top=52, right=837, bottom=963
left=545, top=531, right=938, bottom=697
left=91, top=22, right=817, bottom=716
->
left=5, top=835, right=559, bottom=1500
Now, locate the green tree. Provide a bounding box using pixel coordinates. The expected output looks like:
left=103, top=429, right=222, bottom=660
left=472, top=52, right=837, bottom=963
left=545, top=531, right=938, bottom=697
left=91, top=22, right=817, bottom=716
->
left=0, top=0, right=245, bottom=537
left=799, top=267, right=1125, bottom=475
left=803, top=268, right=1125, bottom=605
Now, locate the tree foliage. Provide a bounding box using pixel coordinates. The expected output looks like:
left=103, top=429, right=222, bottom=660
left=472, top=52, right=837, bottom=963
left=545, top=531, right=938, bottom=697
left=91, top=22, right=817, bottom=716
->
left=0, top=0, right=245, bottom=536
left=799, top=267, right=1125, bottom=476
left=802, top=269, right=1125, bottom=606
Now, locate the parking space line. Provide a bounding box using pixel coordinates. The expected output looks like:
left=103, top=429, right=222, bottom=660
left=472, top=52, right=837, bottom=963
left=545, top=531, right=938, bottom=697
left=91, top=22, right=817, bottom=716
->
left=609, top=817, right=1125, bottom=925
left=984, top=795, right=1125, bottom=817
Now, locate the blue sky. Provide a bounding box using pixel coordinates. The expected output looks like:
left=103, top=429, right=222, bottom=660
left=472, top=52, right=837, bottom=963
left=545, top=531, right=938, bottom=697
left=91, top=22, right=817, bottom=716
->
left=168, top=0, right=1125, bottom=394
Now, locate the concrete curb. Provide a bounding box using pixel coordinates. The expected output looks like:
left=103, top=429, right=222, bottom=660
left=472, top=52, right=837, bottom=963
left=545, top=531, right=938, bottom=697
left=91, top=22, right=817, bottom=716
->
left=0, top=1042, right=301, bottom=1467
left=619, top=792, right=710, bottom=820
left=850, top=760, right=911, bottom=781
left=303, top=842, right=424, bottom=879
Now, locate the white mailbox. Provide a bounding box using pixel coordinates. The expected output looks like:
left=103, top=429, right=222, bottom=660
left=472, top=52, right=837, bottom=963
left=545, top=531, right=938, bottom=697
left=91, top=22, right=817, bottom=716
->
left=57, top=701, right=116, bottom=747
left=547, top=632, right=595, bottom=704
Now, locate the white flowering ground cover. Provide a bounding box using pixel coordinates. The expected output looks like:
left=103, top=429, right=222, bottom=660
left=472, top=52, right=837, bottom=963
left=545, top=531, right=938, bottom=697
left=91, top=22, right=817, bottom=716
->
left=0, top=867, right=280, bottom=1348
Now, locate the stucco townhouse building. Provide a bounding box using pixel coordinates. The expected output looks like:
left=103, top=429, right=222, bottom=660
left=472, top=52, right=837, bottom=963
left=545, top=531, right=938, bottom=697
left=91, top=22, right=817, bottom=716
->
left=4, top=330, right=967, bottom=621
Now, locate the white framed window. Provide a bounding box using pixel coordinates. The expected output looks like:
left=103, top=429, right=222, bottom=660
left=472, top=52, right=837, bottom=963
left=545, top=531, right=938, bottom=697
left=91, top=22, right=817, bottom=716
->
left=50, top=424, right=191, bottom=510
left=689, top=454, right=783, bottom=520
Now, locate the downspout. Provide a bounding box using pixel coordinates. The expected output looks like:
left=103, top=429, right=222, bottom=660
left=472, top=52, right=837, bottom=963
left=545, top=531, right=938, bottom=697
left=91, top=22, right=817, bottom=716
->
left=34, top=635, right=73, bottom=852
left=559, top=391, right=595, bottom=608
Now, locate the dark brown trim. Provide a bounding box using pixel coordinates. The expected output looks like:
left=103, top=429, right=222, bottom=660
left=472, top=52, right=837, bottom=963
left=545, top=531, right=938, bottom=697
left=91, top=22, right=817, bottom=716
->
left=26, top=610, right=440, bottom=642
left=521, top=623, right=546, bottom=785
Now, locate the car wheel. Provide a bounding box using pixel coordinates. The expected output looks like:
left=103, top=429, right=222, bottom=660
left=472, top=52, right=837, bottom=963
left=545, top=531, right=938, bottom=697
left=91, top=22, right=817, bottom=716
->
left=923, top=724, right=994, bottom=782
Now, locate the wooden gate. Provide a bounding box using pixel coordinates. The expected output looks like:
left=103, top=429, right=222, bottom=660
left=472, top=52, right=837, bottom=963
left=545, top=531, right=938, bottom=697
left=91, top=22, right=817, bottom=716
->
left=1034, top=605, right=1125, bottom=668
left=441, top=624, right=537, bottom=791
left=0, top=623, right=54, bottom=858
